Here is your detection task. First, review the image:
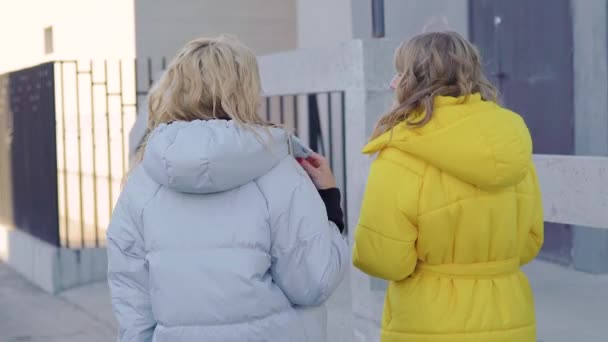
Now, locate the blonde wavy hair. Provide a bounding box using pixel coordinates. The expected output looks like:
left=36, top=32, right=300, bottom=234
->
left=138, top=36, right=269, bottom=159
left=371, top=31, right=497, bottom=139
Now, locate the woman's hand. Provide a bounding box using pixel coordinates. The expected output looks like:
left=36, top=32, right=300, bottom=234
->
left=297, top=152, right=337, bottom=190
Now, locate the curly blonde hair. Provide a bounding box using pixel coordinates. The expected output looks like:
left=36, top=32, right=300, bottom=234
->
left=138, top=36, right=269, bottom=159
left=371, top=31, right=497, bottom=139
left=123, top=36, right=274, bottom=185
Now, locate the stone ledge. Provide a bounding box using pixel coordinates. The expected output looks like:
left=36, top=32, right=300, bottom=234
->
left=0, top=224, right=107, bottom=294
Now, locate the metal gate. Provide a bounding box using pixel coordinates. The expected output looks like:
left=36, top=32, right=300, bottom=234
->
left=0, top=63, right=60, bottom=246
left=0, top=59, right=347, bottom=249
left=262, top=92, right=348, bottom=229
left=470, top=0, right=575, bottom=263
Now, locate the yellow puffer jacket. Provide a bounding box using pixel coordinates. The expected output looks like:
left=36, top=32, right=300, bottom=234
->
left=353, top=94, right=544, bottom=342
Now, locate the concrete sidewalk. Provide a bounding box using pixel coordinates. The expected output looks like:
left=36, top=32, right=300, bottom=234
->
left=0, top=262, right=116, bottom=342
left=524, top=261, right=608, bottom=342
left=1, top=260, right=607, bottom=342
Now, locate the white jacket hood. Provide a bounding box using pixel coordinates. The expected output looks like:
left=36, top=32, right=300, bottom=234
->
left=143, top=120, right=310, bottom=194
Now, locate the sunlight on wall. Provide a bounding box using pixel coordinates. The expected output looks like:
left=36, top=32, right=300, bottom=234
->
left=0, top=0, right=136, bottom=247
left=54, top=60, right=139, bottom=248
left=0, top=0, right=135, bottom=73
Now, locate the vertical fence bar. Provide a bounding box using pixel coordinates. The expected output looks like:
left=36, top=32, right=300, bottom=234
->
left=293, top=95, right=299, bottom=136
left=308, top=94, right=323, bottom=153
left=162, top=57, right=167, bottom=70
left=327, top=92, right=334, bottom=169
left=74, top=61, right=85, bottom=248
left=279, top=96, right=285, bottom=125
left=340, top=92, right=348, bottom=231
left=89, top=60, right=100, bottom=247
left=372, top=0, right=386, bottom=38
left=59, top=62, right=70, bottom=248
left=103, top=60, right=112, bottom=247
left=118, top=60, right=127, bottom=176
left=265, top=97, right=271, bottom=122
left=147, top=58, right=153, bottom=87
left=134, top=59, right=139, bottom=112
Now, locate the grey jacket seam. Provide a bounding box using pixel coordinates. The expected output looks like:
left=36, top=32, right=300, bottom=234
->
left=274, top=178, right=327, bottom=254
left=253, top=179, right=272, bottom=247
left=357, top=224, right=415, bottom=244
left=162, top=125, right=186, bottom=186
left=157, top=306, right=292, bottom=328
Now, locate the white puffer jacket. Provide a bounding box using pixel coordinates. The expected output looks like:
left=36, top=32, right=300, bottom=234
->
left=107, top=120, right=348, bottom=342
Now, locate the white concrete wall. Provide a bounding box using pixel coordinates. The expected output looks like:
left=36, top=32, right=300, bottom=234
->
left=573, top=0, right=608, bottom=157
left=571, top=0, right=608, bottom=273
left=135, top=0, right=297, bottom=60
left=296, top=0, right=353, bottom=48
left=0, top=0, right=137, bottom=248
left=0, top=0, right=135, bottom=74
left=351, top=0, right=469, bottom=40
left=0, top=75, right=12, bottom=228
left=0, top=223, right=108, bottom=294
left=295, top=0, right=469, bottom=49
left=534, top=155, right=608, bottom=229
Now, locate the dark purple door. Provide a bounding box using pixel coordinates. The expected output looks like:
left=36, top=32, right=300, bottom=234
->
left=0, top=63, right=60, bottom=246
left=470, top=0, right=574, bottom=264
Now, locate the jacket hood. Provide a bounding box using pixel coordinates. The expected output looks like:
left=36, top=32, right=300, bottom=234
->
left=143, top=120, right=311, bottom=193
left=363, top=94, right=533, bottom=190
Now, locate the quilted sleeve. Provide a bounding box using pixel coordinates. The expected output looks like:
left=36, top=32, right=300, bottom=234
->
left=353, top=154, right=421, bottom=281
left=268, top=174, right=349, bottom=307
left=107, top=194, right=156, bottom=342
left=520, top=165, right=545, bottom=265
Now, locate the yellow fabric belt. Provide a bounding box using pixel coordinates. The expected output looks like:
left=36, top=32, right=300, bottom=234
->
left=416, top=258, right=520, bottom=278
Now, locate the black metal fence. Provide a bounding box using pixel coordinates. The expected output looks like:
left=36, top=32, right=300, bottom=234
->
left=54, top=59, right=167, bottom=248
left=0, top=59, right=348, bottom=249
left=262, top=92, right=348, bottom=229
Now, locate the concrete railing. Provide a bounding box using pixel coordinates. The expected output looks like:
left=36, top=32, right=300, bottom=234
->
left=535, top=155, right=608, bottom=229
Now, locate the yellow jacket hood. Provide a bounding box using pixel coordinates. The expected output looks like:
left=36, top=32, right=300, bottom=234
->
left=363, top=94, right=533, bottom=190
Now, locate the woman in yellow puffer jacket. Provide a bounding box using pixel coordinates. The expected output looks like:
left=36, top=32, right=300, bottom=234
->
left=352, top=31, right=544, bottom=342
